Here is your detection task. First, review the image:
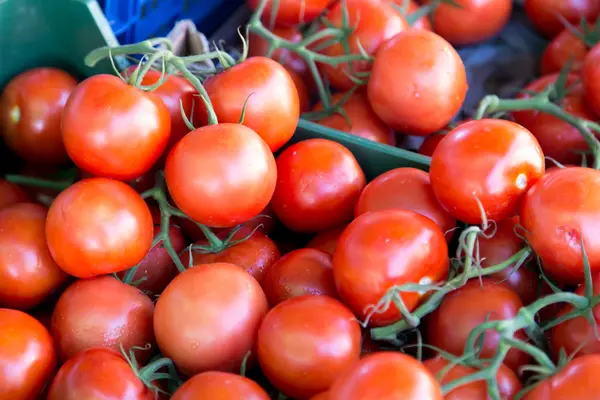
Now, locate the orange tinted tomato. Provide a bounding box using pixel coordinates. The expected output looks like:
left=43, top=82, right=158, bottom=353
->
left=541, top=26, right=589, bottom=75
left=287, top=67, right=311, bottom=113
left=172, top=371, right=270, bottom=400
left=306, top=226, right=345, bottom=256
left=583, top=43, right=600, bottom=115
left=310, top=391, right=330, bottom=400
left=525, top=0, right=600, bottom=38
left=247, top=0, right=333, bottom=27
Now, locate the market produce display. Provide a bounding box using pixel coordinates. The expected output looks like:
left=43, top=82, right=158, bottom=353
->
left=3, top=0, right=600, bottom=398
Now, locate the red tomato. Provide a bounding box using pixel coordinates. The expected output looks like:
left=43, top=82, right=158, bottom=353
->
left=423, top=356, right=521, bottom=399
left=194, top=57, right=299, bottom=152
left=583, top=43, right=600, bottom=115
left=45, top=177, right=153, bottom=278
left=333, top=209, right=448, bottom=326
left=368, top=30, right=467, bottom=135
left=165, top=123, right=276, bottom=228
left=172, top=371, right=269, bottom=400
left=154, top=263, right=268, bottom=376
left=47, top=348, right=158, bottom=400
left=0, top=67, right=76, bottom=165
left=0, top=179, right=30, bottom=210
left=261, top=248, right=338, bottom=306
left=257, top=295, right=361, bottom=399
left=525, top=0, right=600, bottom=38
left=0, top=203, right=68, bottom=310
left=521, top=167, right=600, bottom=284
left=320, top=0, right=408, bottom=91
left=62, top=74, right=171, bottom=180
left=271, top=138, right=366, bottom=233
left=310, top=392, right=330, bottom=400
left=418, top=133, right=446, bottom=157
left=287, top=67, right=311, bottom=113
left=0, top=309, right=56, bottom=400
left=354, top=168, right=456, bottom=240
left=249, top=26, right=308, bottom=77
left=430, top=119, right=545, bottom=225
left=329, top=352, right=443, bottom=399
left=306, top=226, right=345, bottom=256
left=541, top=26, right=588, bottom=75
left=427, top=279, right=531, bottom=372
left=313, top=92, right=396, bottom=145
left=51, top=276, right=155, bottom=362
left=247, top=0, right=333, bottom=27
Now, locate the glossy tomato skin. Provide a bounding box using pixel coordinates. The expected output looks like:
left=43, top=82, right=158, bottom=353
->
left=154, top=263, right=268, bottom=376
left=354, top=168, right=456, bottom=240
left=368, top=30, right=467, bottom=135
left=430, top=119, right=545, bottom=225
left=0, top=203, right=68, bottom=310
left=51, top=276, right=155, bottom=362
left=62, top=74, right=171, bottom=180
left=313, top=92, right=396, bottom=145
left=0, top=67, right=76, bottom=165
left=171, top=371, right=270, bottom=400
left=0, top=179, right=30, bottom=210
left=329, top=352, right=443, bottom=400
left=583, top=43, right=600, bottom=115
left=271, top=138, right=366, bottom=233
left=521, top=167, right=600, bottom=284
left=525, top=0, right=600, bottom=38
left=0, top=309, right=56, bottom=400
left=165, top=123, right=276, bottom=228
left=47, top=348, right=158, bottom=400
left=257, top=295, right=361, bottom=399
left=306, top=226, right=345, bottom=256
left=246, top=0, right=333, bottom=27
left=195, top=57, right=299, bottom=152
left=541, top=27, right=588, bottom=75
left=333, top=209, right=449, bottom=326
left=427, top=279, right=531, bottom=372
left=45, top=178, right=153, bottom=278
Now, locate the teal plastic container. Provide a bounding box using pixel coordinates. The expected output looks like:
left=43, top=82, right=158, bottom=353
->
left=0, top=0, right=430, bottom=179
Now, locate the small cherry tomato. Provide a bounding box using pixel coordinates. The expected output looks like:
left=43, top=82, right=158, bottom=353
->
left=525, top=0, right=600, bottom=38
left=172, top=371, right=270, bottom=400
left=368, top=30, right=467, bottom=135
left=306, top=226, right=345, bottom=256
left=246, top=0, right=333, bottom=27
left=249, top=26, right=308, bottom=78
left=0, top=67, right=76, bottom=165
left=583, top=43, right=600, bottom=116
left=0, top=179, right=30, bottom=210
left=258, top=295, right=361, bottom=399
left=45, top=178, right=154, bottom=278
left=541, top=26, right=588, bottom=75
left=430, top=119, right=545, bottom=225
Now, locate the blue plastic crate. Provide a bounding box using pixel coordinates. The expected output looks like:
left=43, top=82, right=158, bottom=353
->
left=98, top=0, right=243, bottom=44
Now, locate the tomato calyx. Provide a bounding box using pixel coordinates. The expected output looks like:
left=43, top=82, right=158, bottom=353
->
left=120, top=343, right=181, bottom=396
left=560, top=16, right=600, bottom=49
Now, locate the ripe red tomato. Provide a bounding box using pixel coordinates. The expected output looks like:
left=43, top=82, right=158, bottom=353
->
left=45, top=177, right=153, bottom=278
left=246, top=0, right=333, bottom=27
left=525, top=0, right=600, bottom=38
left=0, top=203, right=67, bottom=310
left=261, top=248, right=338, bottom=306
left=306, top=226, right=345, bottom=256
left=418, top=133, right=446, bottom=157
left=328, top=352, right=443, bottom=399
left=427, top=279, right=531, bottom=372
left=333, top=209, right=448, bottom=326
left=257, top=295, right=361, bottom=399
left=583, top=43, right=600, bottom=116
left=51, top=276, right=155, bottom=362
left=194, top=57, right=299, bottom=152
left=154, top=263, right=268, bottom=376
left=430, top=119, right=545, bottom=225
left=0, top=179, right=30, bottom=210
left=287, top=67, right=311, bottom=113
left=172, top=371, right=270, bottom=400
left=0, top=67, right=76, bottom=165
left=165, top=123, right=276, bottom=228
left=271, top=138, right=366, bottom=233
left=521, top=167, right=600, bottom=284
left=541, top=26, right=588, bottom=75
left=423, top=356, right=521, bottom=399
left=0, top=308, right=56, bottom=400
left=46, top=348, right=159, bottom=400
left=354, top=168, right=456, bottom=240
left=313, top=92, right=396, bottom=145
left=368, top=30, right=467, bottom=135
left=524, top=355, right=600, bottom=398
left=62, top=74, right=171, bottom=180
left=249, top=26, right=308, bottom=77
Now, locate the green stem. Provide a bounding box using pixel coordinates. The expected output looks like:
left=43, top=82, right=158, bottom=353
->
left=4, top=174, right=73, bottom=191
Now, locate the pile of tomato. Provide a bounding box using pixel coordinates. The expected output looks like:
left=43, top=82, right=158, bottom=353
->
left=2, top=0, right=600, bottom=398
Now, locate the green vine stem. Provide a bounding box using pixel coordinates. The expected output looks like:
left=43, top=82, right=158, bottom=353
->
left=121, top=344, right=178, bottom=396
left=4, top=174, right=73, bottom=191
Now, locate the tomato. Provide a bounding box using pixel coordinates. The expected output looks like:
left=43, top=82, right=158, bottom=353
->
left=154, top=263, right=268, bottom=376
left=333, top=209, right=448, bottom=326
left=399, top=0, right=432, bottom=31
left=368, top=30, right=467, bottom=136
left=249, top=26, right=307, bottom=76
left=354, top=168, right=456, bottom=240
left=541, top=26, right=588, bottom=75
left=194, top=57, right=299, bottom=152
left=0, top=203, right=67, bottom=310
left=525, top=0, right=600, bottom=38
left=261, top=248, right=338, bottom=306
left=172, top=371, right=269, bottom=400
left=0, top=67, right=76, bottom=165
left=583, top=43, right=600, bottom=116
left=418, top=133, right=446, bottom=157
left=47, top=348, right=158, bottom=400
left=306, top=226, right=345, bottom=256
left=257, top=295, right=361, bottom=399
left=287, top=67, right=311, bottom=113
left=45, top=177, right=153, bottom=278
left=427, top=279, right=531, bottom=372
left=430, top=119, right=545, bottom=225
left=320, top=0, right=408, bottom=91
left=423, top=356, right=521, bottom=399
left=310, top=391, right=330, bottom=400
left=0, top=179, right=30, bottom=210
left=313, top=92, right=396, bottom=145
left=329, top=352, right=442, bottom=399
left=521, top=167, right=600, bottom=284
left=271, top=138, right=366, bottom=233
left=62, top=74, right=171, bottom=180
left=246, top=0, right=333, bottom=27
